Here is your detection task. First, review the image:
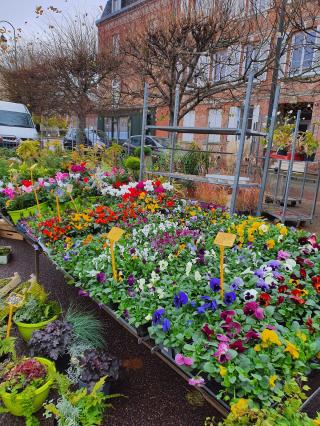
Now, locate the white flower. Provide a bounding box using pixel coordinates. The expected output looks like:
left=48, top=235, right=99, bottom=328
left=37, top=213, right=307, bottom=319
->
left=168, top=253, right=174, bottom=261
left=159, top=260, right=168, bottom=271
left=194, top=271, right=202, bottom=282
left=157, top=288, right=165, bottom=299
left=145, top=314, right=152, bottom=321
left=162, top=182, right=173, bottom=190
left=151, top=271, right=160, bottom=284
left=242, top=289, right=257, bottom=301
left=259, top=224, right=269, bottom=233
left=283, top=259, right=296, bottom=271
left=186, top=261, right=192, bottom=276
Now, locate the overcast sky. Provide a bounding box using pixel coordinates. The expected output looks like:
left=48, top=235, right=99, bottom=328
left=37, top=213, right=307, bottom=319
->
left=1, top=0, right=105, bottom=40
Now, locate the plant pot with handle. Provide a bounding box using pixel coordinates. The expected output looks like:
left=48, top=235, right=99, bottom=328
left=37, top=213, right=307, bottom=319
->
left=8, top=201, right=49, bottom=224
left=0, top=357, right=56, bottom=416
left=0, top=246, right=11, bottom=265
left=13, top=299, right=61, bottom=342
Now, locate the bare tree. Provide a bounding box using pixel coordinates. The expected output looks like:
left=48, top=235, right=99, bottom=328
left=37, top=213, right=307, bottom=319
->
left=121, top=0, right=284, bottom=125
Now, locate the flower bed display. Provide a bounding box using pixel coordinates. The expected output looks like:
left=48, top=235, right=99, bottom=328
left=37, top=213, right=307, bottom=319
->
left=1, top=157, right=319, bottom=409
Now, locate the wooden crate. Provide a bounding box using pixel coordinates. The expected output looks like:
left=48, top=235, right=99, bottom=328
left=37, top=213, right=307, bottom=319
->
left=0, top=218, right=24, bottom=240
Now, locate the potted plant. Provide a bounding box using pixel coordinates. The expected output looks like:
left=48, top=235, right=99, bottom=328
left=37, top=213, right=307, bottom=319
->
left=75, top=349, right=120, bottom=394
left=0, top=246, right=11, bottom=265
left=29, top=320, right=74, bottom=372
left=44, top=373, right=120, bottom=426
left=13, top=293, right=61, bottom=341
left=0, top=357, right=55, bottom=422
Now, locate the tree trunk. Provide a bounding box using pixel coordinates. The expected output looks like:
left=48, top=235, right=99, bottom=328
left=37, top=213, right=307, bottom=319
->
left=76, top=113, right=86, bottom=148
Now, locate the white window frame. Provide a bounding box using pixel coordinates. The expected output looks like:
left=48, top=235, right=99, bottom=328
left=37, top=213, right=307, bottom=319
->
left=183, top=110, right=196, bottom=143
left=112, top=34, right=120, bottom=55
left=111, top=0, right=121, bottom=13
left=208, top=109, right=222, bottom=143
left=289, top=29, right=317, bottom=76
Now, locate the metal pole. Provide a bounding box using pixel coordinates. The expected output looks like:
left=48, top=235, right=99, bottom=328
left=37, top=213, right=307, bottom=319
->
left=169, top=86, right=180, bottom=180
left=0, top=20, right=18, bottom=69
left=299, top=161, right=308, bottom=203
left=310, top=164, right=320, bottom=221
left=281, top=110, right=301, bottom=221
left=139, top=83, right=149, bottom=181
left=230, top=73, right=254, bottom=215
left=257, top=85, right=281, bottom=215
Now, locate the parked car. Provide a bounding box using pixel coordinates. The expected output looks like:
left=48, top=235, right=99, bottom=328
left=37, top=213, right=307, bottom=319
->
left=123, top=135, right=170, bottom=154
left=0, top=101, right=39, bottom=147
left=63, top=128, right=108, bottom=149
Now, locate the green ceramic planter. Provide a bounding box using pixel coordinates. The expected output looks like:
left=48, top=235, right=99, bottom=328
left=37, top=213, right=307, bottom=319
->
left=14, top=314, right=59, bottom=342
left=1, top=357, right=56, bottom=416
left=8, top=202, right=49, bottom=224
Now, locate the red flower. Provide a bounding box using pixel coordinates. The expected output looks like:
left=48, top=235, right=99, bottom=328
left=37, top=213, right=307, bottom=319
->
left=259, top=293, right=271, bottom=307
left=300, top=268, right=306, bottom=279
left=230, top=339, right=245, bottom=353
left=201, top=323, right=214, bottom=340
left=166, top=200, right=174, bottom=208
left=306, top=318, right=315, bottom=333
left=278, top=285, right=288, bottom=293
left=83, top=177, right=89, bottom=183
left=21, top=180, right=32, bottom=187
left=276, top=275, right=285, bottom=283
left=277, top=296, right=285, bottom=305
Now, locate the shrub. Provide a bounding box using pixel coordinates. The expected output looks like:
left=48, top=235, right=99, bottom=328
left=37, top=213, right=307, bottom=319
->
left=124, top=156, right=140, bottom=171
left=134, top=146, right=152, bottom=157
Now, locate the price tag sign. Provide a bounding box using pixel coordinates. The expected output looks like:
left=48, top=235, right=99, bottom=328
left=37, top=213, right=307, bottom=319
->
left=6, top=293, right=24, bottom=338
left=107, top=227, right=125, bottom=281
left=107, top=227, right=125, bottom=243
left=214, top=232, right=236, bottom=299
left=66, top=184, right=73, bottom=194
left=214, top=232, right=236, bottom=247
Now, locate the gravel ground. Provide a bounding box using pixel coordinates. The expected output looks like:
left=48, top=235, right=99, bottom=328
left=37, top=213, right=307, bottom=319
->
left=0, top=238, right=221, bottom=426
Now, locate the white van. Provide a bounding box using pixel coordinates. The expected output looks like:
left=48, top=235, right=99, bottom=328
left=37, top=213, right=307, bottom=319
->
left=0, top=101, right=39, bottom=147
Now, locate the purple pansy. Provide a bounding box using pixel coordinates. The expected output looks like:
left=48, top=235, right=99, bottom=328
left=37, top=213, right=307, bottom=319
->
left=210, top=277, right=221, bottom=292
left=173, top=291, right=189, bottom=308
left=96, top=272, right=106, bottom=283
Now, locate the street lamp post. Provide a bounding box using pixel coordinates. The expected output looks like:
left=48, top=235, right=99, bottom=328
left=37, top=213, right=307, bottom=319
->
left=0, top=20, right=18, bottom=68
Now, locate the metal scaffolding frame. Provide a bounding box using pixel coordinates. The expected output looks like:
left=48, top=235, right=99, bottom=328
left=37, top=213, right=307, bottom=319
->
left=261, top=110, right=320, bottom=225
left=139, top=74, right=281, bottom=215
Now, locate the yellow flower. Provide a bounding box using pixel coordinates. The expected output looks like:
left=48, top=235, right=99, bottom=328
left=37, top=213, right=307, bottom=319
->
left=296, top=331, right=307, bottom=342
left=230, top=399, right=249, bottom=418
left=266, top=239, right=275, bottom=249
left=284, top=341, right=299, bottom=359
left=139, top=191, right=146, bottom=200
left=269, top=375, right=277, bottom=388
left=261, top=329, right=282, bottom=347
left=254, top=344, right=261, bottom=352
left=314, top=419, right=320, bottom=425
left=219, top=365, right=227, bottom=377
left=280, top=227, right=288, bottom=236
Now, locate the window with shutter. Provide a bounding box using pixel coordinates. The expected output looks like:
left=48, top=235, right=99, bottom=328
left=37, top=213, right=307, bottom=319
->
left=208, top=109, right=222, bottom=143
left=183, top=111, right=196, bottom=143
left=227, top=107, right=240, bottom=142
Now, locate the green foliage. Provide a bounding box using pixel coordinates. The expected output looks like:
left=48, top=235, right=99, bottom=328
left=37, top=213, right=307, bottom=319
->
left=134, top=146, right=152, bottom=157
left=182, top=142, right=209, bottom=176
left=13, top=297, right=60, bottom=324
left=16, top=141, right=40, bottom=162
left=124, top=156, right=140, bottom=171
left=105, top=144, right=123, bottom=168
left=273, top=122, right=295, bottom=150
left=0, top=326, right=16, bottom=359
left=64, top=306, right=105, bottom=349
left=44, top=373, right=121, bottom=426
left=299, top=130, right=318, bottom=155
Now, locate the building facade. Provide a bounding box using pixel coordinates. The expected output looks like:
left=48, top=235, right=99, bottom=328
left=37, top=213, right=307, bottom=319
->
left=97, top=0, right=320, bottom=154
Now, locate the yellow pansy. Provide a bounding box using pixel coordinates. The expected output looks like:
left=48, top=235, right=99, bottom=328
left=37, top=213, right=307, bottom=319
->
left=296, top=331, right=307, bottom=343
left=284, top=341, right=299, bottom=359
left=266, top=239, right=275, bottom=249
left=269, top=375, right=277, bottom=388
left=261, top=329, right=282, bottom=347
left=254, top=344, right=261, bottom=352
left=259, top=223, right=269, bottom=233
left=230, top=399, right=249, bottom=418
left=219, top=365, right=227, bottom=377
left=139, top=191, right=146, bottom=200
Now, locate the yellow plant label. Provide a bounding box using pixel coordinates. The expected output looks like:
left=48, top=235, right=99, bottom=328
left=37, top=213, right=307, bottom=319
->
left=107, top=227, right=125, bottom=242
left=214, top=232, right=236, bottom=248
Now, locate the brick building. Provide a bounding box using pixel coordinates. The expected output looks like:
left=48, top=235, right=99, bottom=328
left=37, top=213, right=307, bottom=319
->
left=96, top=0, right=320, bottom=154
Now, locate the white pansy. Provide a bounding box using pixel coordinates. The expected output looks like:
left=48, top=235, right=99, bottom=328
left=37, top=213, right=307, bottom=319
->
left=145, top=314, right=152, bottom=321
left=194, top=271, right=202, bottom=282
left=186, top=261, right=192, bottom=276
left=159, top=260, right=168, bottom=271
left=168, top=253, right=174, bottom=261
left=259, top=224, right=269, bottom=233
left=157, top=288, right=165, bottom=299
left=151, top=271, right=160, bottom=283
